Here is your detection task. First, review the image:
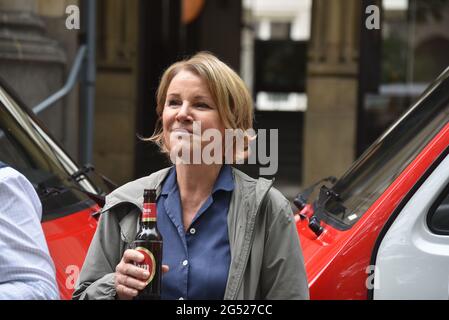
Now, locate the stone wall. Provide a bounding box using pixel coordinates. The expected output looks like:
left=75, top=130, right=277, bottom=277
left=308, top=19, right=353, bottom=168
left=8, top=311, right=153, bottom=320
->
left=0, top=0, right=80, bottom=161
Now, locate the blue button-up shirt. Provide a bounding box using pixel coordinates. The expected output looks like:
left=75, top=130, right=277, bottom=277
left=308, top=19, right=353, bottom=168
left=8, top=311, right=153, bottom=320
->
left=158, top=165, right=234, bottom=300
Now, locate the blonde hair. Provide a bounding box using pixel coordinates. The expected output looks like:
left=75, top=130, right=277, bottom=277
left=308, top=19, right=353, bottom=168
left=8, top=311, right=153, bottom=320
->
left=147, top=51, right=254, bottom=159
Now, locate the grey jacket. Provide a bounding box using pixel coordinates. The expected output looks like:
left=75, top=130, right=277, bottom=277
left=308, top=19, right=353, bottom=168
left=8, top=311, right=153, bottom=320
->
left=72, top=167, right=309, bottom=300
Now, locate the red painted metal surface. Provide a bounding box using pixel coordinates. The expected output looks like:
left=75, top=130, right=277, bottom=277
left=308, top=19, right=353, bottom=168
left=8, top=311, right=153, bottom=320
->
left=41, top=204, right=100, bottom=300
left=297, top=122, right=449, bottom=299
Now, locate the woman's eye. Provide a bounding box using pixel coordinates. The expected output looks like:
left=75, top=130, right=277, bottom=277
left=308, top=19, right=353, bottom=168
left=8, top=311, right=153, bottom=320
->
left=168, top=100, right=181, bottom=106
left=195, top=103, right=211, bottom=109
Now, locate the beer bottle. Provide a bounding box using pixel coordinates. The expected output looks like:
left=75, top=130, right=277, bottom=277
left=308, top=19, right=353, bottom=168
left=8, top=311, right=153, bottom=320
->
left=132, top=189, right=163, bottom=300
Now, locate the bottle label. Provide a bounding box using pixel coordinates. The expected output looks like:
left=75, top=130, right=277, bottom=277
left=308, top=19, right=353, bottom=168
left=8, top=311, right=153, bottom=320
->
left=142, top=203, right=157, bottom=222
left=134, top=247, right=156, bottom=285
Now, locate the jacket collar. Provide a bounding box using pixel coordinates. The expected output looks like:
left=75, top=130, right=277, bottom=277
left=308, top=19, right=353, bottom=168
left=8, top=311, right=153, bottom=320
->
left=102, top=166, right=254, bottom=211
left=102, top=167, right=172, bottom=213
left=102, top=166, right=274, bottom=253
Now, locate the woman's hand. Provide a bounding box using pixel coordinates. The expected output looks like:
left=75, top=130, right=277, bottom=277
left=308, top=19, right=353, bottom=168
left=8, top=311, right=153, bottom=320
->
left=115, top=249, right=169, bottom=300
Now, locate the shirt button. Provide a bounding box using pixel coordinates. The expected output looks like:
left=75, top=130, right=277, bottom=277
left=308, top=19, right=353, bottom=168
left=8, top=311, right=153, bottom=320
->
left=190, top=228, right=196, bottom=235
left=182, top=260, right=189, bottom=266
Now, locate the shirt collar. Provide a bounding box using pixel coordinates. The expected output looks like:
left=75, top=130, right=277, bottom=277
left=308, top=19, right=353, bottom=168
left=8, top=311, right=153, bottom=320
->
left=212, top=165, right=234, bottom=194
left=161, top=167, right=177, bottom=196
left=160, top=165, right=234, bottom=196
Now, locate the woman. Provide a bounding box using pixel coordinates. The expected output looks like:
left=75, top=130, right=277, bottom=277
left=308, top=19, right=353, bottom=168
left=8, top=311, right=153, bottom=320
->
left=72, top=52, right=309, bottom=300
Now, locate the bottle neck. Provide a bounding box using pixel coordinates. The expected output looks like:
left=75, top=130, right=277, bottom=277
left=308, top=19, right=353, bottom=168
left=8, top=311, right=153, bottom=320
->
left=141, top=202, right=157, bottom=226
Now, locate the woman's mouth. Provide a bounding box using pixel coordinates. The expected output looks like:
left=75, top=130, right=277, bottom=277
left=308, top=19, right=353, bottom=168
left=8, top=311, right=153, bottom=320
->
left=171, top=128, right=193, bottom=134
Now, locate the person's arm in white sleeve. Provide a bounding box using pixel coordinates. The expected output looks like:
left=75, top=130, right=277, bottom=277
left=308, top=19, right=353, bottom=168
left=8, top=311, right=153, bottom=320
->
left=0, top=167, right=59, bottom=300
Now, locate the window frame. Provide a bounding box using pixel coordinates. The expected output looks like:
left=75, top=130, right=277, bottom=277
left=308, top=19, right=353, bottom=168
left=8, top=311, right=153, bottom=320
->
left=427, top=176, right=449, bottom=236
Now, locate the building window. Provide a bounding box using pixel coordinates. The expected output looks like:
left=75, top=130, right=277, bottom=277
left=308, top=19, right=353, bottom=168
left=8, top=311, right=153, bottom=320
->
left=270, top=22, right=291, bottom=40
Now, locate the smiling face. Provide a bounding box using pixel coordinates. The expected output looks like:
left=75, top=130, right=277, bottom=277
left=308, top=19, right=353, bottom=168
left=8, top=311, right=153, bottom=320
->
left=149, top=52, right=255, bottom=164
left=162, top=69, right=225, bottom=163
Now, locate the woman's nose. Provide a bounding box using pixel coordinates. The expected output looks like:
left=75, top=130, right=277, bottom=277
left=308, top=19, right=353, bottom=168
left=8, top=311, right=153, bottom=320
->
left=175, top=102, right=193, bottom=122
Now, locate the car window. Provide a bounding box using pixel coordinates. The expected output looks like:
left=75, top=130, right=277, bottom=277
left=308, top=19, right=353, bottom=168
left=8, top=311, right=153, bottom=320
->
left=0, top=127, right=32, bottom=169
left=323, top=69, right=449, bottom=228
left=0, top=84, right=98, bottom=220
left=427, top=182, right=449, bottom=236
